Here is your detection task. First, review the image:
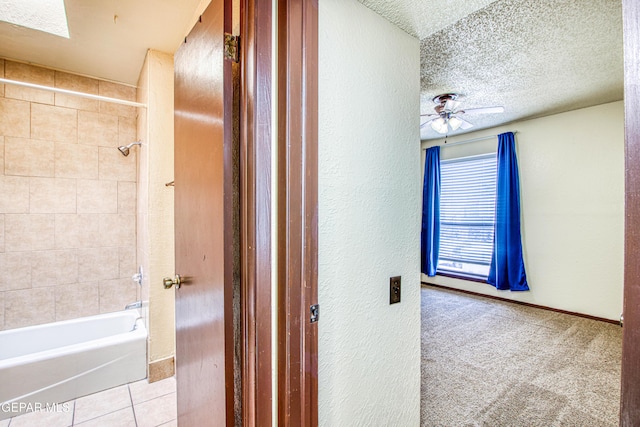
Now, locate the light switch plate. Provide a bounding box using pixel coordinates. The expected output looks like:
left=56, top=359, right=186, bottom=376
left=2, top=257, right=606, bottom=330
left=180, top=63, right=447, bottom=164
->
left=390, top=276, right=401, bottom=304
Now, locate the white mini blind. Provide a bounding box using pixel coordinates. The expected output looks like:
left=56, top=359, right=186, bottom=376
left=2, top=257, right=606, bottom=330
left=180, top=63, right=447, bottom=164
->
left=438, top=153, right=497, bottom=278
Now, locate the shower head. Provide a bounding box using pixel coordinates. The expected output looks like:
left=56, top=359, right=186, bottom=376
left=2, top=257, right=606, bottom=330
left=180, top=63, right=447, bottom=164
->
left=117, top=141, right=142, bottom=157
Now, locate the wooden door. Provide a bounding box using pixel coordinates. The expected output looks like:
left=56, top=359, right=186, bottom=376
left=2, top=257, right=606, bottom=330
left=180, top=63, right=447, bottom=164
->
left=620, top=0, right=640, bottom=424
left=173, top=1, right=234, bottom=425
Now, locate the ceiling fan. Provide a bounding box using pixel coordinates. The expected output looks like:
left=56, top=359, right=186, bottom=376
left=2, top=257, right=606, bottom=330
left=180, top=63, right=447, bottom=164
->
left=420, top=93, right=505, bottom=134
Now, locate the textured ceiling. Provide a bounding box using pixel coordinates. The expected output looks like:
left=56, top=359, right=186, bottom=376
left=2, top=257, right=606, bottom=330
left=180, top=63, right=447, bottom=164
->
left=358, top=0, right=499, bottom=39
left=0, top=0, right=624, bottom=136
left=0, top=0, right=207, bottom=85
left=361, top=0, right=623, bottom=140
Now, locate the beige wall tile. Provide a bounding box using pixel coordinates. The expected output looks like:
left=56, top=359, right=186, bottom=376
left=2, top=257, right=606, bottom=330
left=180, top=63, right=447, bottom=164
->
left=99, top=81, right=136, bottom=118
left=118, top=181, right=137, bottom=213
left=0, top=98, right=30, bottom=138
left=55, top=93, right=100, bottom=113
left=99, top=278, right=137, bottom=313
left=4, top=61, right=55, bottom=105
left=78, top=111, right=119, bottom=146
left=54, top=213, right=100, bottom=249
left=78, top=247, right=119, bottom=281
left=119, top=116, right=137, bottom=146
left=119, top=246, right=137, bottom=279
left=55, top=282, right=99, bottom=321
left=77, top=179, right=117, bottom=214
left=99, top=80, right=136, bottom=101
left=0, top=137, right=4, bottom=174
left=100, top=214, right=136, bottom=248
left=31, top=103, right=77, bottom=143
left=30, top=177, right=76, bottom=213
left=54, top=71, right=100, bottom=112
left=4, top=287, right=55, bottom=329
left=99, top=146, right=136, bottom=181
left=55, top=142, right=98, bottom=179
left=4, top=214, right=55, bottom=252
left=0, top=214, right=4, bottom=252
left=31, top=249, right=78, bottom=286
left=0, top=58, right=4, bottom=97
left=4, top=137, right=55, bottom=177
left=54, top=70, right=100, bottom=92
left=0, top=175, right=29, bottom=213
left=0, top=252, right=32, bottom=291
left=0, top=64, right=140, bottom=330
left=0, top=292, right=4, bottom=330
left=137, top=225, right=150, bottom=304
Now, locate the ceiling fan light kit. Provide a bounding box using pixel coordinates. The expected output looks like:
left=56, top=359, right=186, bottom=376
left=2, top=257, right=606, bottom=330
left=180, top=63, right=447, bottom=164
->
left=421, top=92, right=505, bottom=135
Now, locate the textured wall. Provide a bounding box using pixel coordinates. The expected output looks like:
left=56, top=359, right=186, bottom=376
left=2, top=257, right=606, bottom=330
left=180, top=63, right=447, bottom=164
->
left=0, top=59, right=139, bottom=331
left=422, top=101, right=625, bottom=320
left=136, top=50, right=176, bottom=370
left=318, top=1, right=421, bottom=425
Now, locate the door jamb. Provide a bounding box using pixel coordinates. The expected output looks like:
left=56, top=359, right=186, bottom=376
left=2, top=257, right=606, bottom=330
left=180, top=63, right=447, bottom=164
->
left=240, top=0, right=319, bottom=425
left=240, top=0, right=274, bottom=424
left=620, top=0, right=640, bottom=424
left=276, top=1, right=319, bottom=426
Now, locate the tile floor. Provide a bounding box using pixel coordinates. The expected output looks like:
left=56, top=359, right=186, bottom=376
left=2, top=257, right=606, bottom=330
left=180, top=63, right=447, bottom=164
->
left=1, top=376, right=176, bottom=427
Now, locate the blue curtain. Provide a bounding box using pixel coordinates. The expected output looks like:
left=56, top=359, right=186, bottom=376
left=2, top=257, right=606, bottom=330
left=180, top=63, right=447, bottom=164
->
left=488, top=132, right=529, bottom=291
left=421, top=147, right=440, bottom=276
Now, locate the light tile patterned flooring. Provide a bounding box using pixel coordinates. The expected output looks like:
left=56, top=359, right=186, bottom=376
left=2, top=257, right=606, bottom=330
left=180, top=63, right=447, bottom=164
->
left=1, top=376, right=176, bottom=427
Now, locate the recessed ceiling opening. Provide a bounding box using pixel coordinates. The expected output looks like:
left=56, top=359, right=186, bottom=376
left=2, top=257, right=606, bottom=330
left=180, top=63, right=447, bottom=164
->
left=0, top=0, right=70, bottom=38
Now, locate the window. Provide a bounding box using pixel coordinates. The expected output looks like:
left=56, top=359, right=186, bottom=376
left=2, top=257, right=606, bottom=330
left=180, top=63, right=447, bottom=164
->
left=437, top=153, right=497, bottom=279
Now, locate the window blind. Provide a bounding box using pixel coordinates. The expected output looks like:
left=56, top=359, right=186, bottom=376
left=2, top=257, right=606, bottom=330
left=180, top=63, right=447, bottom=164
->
left=438, top=153, right=497, bottom=278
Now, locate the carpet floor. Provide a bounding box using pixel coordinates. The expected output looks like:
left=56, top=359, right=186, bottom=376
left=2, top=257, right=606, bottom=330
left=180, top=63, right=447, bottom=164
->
left=421, top=285, right=622, bottom=427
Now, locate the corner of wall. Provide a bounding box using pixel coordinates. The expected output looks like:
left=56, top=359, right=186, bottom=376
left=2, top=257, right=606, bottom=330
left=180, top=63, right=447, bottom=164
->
left=136, top=49, right=176, bottom=374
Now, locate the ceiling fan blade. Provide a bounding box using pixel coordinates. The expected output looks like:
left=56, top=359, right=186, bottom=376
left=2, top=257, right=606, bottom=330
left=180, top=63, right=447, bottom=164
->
left=444, top=99, right=461, bottom=112
left=420, top=117, right=438, bottom=129
left=420, top=113, right=439, bottom=118
left=460, top=106, right=505, bottom=115
left=459, top=118, right=474, bottom=130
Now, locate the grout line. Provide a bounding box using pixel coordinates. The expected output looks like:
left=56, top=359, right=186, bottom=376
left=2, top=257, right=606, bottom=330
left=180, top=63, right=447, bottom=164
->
left=128, top=383, right=138, bottom=427
left=70, top=399, right=76, bottom=426
left=134, top=389, right=176, bottom=406
left=72, top=406, right=129, bottom=425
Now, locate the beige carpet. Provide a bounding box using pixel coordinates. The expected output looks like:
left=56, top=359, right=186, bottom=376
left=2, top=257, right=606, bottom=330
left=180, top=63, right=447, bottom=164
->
left=421, top=285, right=622, bottom=427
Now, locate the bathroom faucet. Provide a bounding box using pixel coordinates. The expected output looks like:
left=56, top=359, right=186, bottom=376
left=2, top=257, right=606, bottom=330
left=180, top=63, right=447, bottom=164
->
left=132, top=266, right=143, bottom=286
left=132, top=316, right=144, bottom=331
left=125, top=301, right=142, bottom=310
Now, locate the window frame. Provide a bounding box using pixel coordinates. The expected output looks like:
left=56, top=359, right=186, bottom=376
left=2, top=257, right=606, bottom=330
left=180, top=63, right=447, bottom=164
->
left=436, top=152, right=498, bottom=281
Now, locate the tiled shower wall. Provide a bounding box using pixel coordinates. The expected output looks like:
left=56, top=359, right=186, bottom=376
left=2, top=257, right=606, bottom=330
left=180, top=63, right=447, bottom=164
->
left=0, top=59, right=139, bottom=331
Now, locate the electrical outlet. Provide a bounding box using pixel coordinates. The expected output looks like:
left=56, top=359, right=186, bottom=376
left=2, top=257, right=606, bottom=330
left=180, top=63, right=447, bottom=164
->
left=390, top=276, right=401, bottom=304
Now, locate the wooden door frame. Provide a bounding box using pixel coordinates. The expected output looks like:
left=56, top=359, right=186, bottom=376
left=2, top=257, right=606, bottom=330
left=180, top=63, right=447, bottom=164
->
left=277, top=1, right=319, bottom=426
left=239, top=0, right=319, bottom=425
left=621, top=0, right=640, bottom=424
left=240, top=0, right=275, bottom=424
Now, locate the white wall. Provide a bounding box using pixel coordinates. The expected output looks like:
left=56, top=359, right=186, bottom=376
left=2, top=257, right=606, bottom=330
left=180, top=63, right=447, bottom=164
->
left=319, top=1, right=421, bottom=425
left=422, top=101, right=625, bottom=320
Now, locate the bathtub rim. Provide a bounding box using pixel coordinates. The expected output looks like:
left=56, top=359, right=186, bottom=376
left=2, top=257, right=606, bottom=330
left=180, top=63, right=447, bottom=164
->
left=0, top=311, right=147, bottom=370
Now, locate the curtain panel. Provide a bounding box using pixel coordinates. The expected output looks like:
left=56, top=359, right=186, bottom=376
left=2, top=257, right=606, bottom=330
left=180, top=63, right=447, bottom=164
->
left=421, top=146, right=441, bottom=276
left=488, top=132, right=529, bottom=291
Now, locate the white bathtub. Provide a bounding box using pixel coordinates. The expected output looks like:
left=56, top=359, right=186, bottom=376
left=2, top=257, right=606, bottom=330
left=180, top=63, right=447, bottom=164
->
left=0, top=310, right=147, bottom=420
